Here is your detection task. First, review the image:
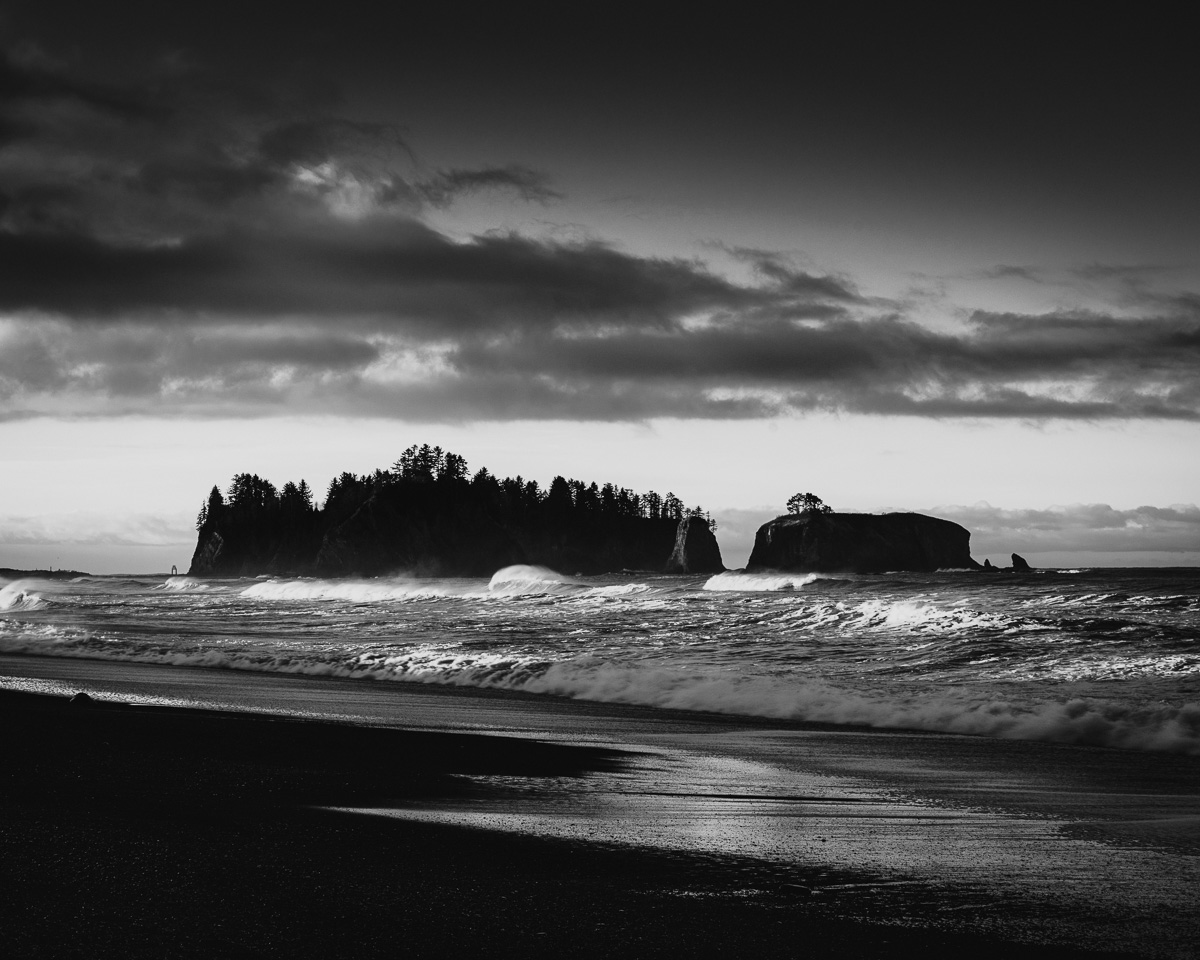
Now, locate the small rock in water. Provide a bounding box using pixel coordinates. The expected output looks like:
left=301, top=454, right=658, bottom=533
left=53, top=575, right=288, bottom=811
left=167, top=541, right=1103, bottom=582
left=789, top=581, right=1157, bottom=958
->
left=69, top=691, right=95, bottom=706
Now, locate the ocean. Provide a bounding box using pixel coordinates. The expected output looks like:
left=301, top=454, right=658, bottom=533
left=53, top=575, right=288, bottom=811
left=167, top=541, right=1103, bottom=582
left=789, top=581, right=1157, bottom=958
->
left=4, top=564, right=1200, bottom=956
left=2, top=564, right=1197, bottom=755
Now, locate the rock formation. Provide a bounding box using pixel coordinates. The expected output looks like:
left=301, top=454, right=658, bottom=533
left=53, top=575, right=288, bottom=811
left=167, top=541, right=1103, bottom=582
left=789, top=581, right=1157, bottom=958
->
left=664, top=516, right=725, bottom=574
left=190, top=530, right=226, bottom=574
left=189, top=449, right=712, bottom=578
left=1010, top=552, right=1033, bottom=572
left=747, top=512, right=977, bottom=573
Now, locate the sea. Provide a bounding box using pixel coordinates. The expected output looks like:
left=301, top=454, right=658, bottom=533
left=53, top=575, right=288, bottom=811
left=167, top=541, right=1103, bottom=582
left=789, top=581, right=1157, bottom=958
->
left=2, top=564, right=1197, bottom=755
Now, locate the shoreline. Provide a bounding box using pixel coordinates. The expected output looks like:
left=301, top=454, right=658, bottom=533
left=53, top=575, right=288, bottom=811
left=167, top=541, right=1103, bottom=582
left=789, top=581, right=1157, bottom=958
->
left=3, top=654, right=1199, bottom=956
left=0, top=649, right=884, bottom=734
left=0, top=683, right=1140, bottom=959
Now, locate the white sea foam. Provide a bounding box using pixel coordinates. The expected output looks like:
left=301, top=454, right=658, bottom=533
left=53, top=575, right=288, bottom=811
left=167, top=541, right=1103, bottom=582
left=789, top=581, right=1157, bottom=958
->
left=580, top=583, right=653, bottom=598
left=241, top=578, right=469, bottom=602
left=519, top=661, right=1200, bottom=754
left=6, top=567, right=1197, bottom=756
left=702, top=571, right=826, bottom=592
left=487, top=565, right=581, bottom=596
left=237, top=571, right=653, bottom=605
left=4, top=611, right=1196, bottom=753
left=159, top=576, right=209, bottom=591
left=0, top=580, right=48, bottom=611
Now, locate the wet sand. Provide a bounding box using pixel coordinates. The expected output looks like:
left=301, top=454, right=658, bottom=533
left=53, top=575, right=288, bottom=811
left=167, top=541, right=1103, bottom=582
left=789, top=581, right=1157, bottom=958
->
left=2, top=654, right=1197, bottom=958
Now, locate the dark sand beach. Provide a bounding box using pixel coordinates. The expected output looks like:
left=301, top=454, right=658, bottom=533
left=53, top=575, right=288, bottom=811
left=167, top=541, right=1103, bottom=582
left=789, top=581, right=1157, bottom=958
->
left=3, top=654, right=1196, bottom=958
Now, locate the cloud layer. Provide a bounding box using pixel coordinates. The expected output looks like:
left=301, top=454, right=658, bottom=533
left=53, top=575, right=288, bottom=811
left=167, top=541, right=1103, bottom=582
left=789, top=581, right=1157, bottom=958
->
left=936, top=503, right=1200, bottom=557
left=2, top=43, right=1198, bottom=423
left=0, top=512, right=194, bottom=547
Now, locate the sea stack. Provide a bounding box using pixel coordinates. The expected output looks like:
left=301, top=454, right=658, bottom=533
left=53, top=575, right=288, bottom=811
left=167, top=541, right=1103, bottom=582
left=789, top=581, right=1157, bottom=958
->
left=1011, top=553, right=1033, bottom=572
left=747, top=512, right=977, bottom=573
left=664, top=516, right=725, bottom=574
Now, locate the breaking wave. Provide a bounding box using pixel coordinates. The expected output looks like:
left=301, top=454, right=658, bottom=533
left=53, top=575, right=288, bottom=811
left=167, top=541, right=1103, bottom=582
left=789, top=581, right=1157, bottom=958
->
left=4, top=566, right=1197, bottom=755
left=703, top=571, right=831, bottom=592
left=0, top=580, right=48, bottom=611
left=487, top=565, right=582, bottom=596
left=4, top=618, right=1195, bottom=754
left=242, top=578, right=470, bottom=602
left=522, top=662, right=1200, bottom=755
left=235, top=570, right=660, bottom=605
left=159, top=576, right=210, bottom=592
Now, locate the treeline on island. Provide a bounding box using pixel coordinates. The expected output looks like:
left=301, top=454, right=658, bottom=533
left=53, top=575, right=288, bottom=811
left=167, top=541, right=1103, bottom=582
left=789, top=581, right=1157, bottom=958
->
left=190, top=444, right=723, bottom=577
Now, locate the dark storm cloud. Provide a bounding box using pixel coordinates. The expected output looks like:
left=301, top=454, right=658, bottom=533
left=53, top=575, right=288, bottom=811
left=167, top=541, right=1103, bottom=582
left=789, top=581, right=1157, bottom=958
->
left=0, top=223, right=755, bottom=325
left=186, top=333, right=379, bottom=369
left=256, top=119, right=411, bottom=169
left=0, top=45, right=552, bottom=241
left=135, top=156, right=280, bottom=206
left=2, top=206, right=1197, bottom=420
left=0, top=320, right=381, bottom=411
left=6, top=299, right=1198, bottom=422
left=2, top=25, right=1198, bottom=424
left=725, top=247, right=866, bottom=303
left=418, top=166, right=562, bottom=206
left=442, top=310, right=1200, bottom=420
left=0, top=46, right=162, bottom=122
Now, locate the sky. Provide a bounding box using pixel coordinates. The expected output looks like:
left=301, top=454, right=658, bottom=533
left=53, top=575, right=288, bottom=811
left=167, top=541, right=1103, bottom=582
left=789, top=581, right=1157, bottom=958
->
left=1, top=6, right=1198, bottom=572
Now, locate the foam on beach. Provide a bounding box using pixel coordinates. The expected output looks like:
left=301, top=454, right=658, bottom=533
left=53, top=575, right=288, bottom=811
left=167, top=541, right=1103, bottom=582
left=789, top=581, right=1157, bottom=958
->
left=7, top=622, right=1194, bottom=754
left=517, top=661, right=1200, bottom=754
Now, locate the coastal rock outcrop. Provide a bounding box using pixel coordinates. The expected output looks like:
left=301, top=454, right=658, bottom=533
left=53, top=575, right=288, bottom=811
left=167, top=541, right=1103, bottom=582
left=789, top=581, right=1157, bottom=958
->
left=189, top=446, right=701, bottom=578
left=314, top=485, right=525, bottom=577
left=664, top=516, right=725, bottom=574
left=189, top=530, right=226, bottom=576
left=1011, top=552, right=1033, bottom=572
left=747, top=512, right=977, bottom=574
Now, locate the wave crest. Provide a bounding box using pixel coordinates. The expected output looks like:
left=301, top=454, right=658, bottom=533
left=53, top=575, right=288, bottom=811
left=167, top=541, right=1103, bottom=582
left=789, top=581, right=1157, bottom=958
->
left=524, top=661, right=1200, bottom=754
left=0, top=580, right=49, bottom=611
left=159, top=576, right=209, bottom=592
left=487, top=565, right=581, bottom=596
left=703, top=571, right=828, bottom=592
left=242, top=578, right=467, bottom=602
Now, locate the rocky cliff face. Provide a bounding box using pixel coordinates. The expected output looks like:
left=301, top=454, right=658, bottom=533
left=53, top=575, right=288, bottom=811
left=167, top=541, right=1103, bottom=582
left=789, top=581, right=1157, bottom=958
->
left=189, top=521, right=324, bottom=577
left=189, top=530, right=225, bottom=575
left=747, top=512, right=977, bottom=573
left=664, top=516, right=725, bottom=574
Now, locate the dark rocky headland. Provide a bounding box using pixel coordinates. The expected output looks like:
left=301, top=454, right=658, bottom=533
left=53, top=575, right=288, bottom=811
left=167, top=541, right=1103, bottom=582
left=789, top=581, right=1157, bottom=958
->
left=0, top=567, right=90, bottom=579
left=189, top=444, right=722, bottom=578
left=747, top=511, right=979, bottom=573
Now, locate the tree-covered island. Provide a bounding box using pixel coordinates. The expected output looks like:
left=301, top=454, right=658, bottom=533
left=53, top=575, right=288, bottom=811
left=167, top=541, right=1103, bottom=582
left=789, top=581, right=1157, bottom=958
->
left=190, top=444, right=722, bottom=577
